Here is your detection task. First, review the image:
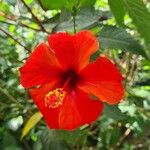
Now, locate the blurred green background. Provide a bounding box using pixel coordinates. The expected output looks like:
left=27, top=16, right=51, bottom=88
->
left=0, top=0, right=150, bottom=149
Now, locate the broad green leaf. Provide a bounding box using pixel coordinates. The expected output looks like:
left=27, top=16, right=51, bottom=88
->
left=80, top=0, right=96, bottom=7
left=38, top=0, right=68, bottom=10
left=122, top=0, right=150, bottom=45
left=25, top=0, right=33, bottom=4
left=98, top=26, right=147, bottom=57
left=108, top=0, right=125, bottom=26
left=21, top=112, right=42, bottom=140
left=53, top=8, right=108, bottom=32
left=1, top=132, right=19, bottom=149
left=0, top=2, right=10, bottom=13
left=38, top=0, right=96, bottom=11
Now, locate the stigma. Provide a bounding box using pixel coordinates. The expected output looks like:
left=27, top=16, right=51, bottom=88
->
left=44, top=88, right=66, bottom=108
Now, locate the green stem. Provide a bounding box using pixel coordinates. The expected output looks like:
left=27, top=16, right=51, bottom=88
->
left=72, top=4, right=77, bottom=34
left=73, top=14, right=76, bottom=34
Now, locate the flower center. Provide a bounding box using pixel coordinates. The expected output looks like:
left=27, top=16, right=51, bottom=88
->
left=61, top=69, right=80, bottom=89
left=44, top=88, right=66, bottom=108
left=44, top=69, right=79, bottom=108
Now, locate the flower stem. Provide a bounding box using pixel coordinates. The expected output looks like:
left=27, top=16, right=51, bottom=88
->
left=72, top=6, right=77, bottom=34
left=73, top=14, right=76, bottom=34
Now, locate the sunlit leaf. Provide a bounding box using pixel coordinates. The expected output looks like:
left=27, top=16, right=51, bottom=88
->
left=108, top=0, right=125, bottom=26
left=38, top=0, right=96, bottom=11
left=0, top=2, right=10, bottom=13
left=122, top=0, right=150, bottom=45
left=21, top=112, right=42, bottom=140
left=38, top=0, right=68, bottom=10
left=25, top=0, right=33, bottom=4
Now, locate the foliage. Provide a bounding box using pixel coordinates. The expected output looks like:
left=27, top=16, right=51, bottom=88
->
left=0, top=0, right=150, bottom=149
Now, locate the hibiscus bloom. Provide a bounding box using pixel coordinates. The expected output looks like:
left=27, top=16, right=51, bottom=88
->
left=19, top=30, right=124, bottom=130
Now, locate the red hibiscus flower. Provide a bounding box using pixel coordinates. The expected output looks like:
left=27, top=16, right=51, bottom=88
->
left=19, top=30, right=124, bottom=130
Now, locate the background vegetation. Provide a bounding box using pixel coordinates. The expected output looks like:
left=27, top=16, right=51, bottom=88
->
left=0, top=0, right=150, bottom=149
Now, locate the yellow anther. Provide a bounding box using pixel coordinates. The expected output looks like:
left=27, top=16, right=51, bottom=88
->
left=44, top=88, right=66, bottom=108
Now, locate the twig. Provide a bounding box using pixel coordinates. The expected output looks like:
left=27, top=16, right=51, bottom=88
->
left=20, top=0, right=49, bottom=34
left=0, top=11, right=17, bottom=21
left=0, top=87, right=23, bottom=107
left=0, top=20, right=15, bottom=25
left=0, top=20, right=40, bottom=32
left=0, top=12, right=36, bottom=23
left=0, top=102, right=8, bottom=107
left=0, top=27, right=31, bottom=53
left=116, top=128, right=131, bottom=147
left=21, top=23, right=40, bottom=31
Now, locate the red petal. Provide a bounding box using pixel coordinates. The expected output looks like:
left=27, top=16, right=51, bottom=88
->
left=59, top=89, right=103, bottom=130
left=19, top=43, right=61, bottom=88
left=79, top=57, right=125, bottom=104
left=75, top=89, right=103, bottom=124
left=59, top=92, right=82, bottom=130
left=30, top=84, right=103, bottom=130
left=48, top=30, right=99, bottom=71
left=29, top=82, right=60, bottom=129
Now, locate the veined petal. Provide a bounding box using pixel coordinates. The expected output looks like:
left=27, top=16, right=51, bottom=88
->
left=75, top=89, right=103, bottom=124
left=59, top=89, right=103, bottom=130
left=79, top=57, right=125, bottom=104
left=48, top=30, right=99, bottom=71
left=30, top=84, right=103, bottom=130
left=20, top=43, right=62, bottom=88
left=58, top=92, right=82, bottom=130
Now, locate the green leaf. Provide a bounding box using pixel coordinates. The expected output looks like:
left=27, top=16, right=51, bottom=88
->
left=37, top=130, right=68, bottom=150
left=80, top=0, right=96, bottom=7
left=98, top=26, right=147, bottom=58
left=1, top=132, right=18, bottom=149
left=109, top=128, right=121, bottom=145
left=122, top=0, right=150, bottom=45
left=57, top=128, right=88, bottom=147
left=25, top=0, right=33, bottom=4
left=103, top=103, right=125, bottom=120
left=21, top=112, right=42, bottom=140
left=108, top=0, right=125, bottom=26
left=38, top=0, right=68, bottom=10
left=38, top=0, right=96, bottom=11
left=0, top=2, right=10, bottom=13
left=53, top=8, right=108, bottom=32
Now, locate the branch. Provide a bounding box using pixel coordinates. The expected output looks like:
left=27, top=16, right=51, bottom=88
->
left=0, top=11, right=17, bottom=21
left=20, top=0, right=49, bottom=34
left=21, top=23, right=41, bottom=31
left=116, top=128, right=131, bottom=147
left=0, top=11, right=35, bottom=23
left=0, top=86, right=23, bottom=107
left=0, top=27, right=31, bottom=53
left=0, top=20, right=41, bottom=32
